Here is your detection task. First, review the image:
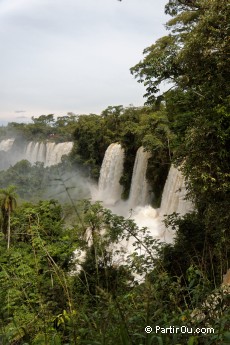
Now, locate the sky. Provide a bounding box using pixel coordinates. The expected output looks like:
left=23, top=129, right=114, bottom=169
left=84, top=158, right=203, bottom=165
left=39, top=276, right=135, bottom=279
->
left=0, top=0, right=169, bottom=125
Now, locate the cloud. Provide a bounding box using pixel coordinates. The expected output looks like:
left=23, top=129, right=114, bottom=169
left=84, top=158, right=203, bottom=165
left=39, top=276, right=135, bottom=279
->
left=0, top=0, right=40, bottom=17
left=0, top=0, right=169, bottom=120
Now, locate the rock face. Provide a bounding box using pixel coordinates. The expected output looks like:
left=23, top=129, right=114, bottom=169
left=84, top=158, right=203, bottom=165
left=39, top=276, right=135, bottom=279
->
left=223, top=269, right=230, bottom=286
left=191, top=269, right=230, bottom=322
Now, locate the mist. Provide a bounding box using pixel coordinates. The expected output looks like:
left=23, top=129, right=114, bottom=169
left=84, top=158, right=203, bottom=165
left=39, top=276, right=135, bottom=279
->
left=0, top=134, right=93, bottom=207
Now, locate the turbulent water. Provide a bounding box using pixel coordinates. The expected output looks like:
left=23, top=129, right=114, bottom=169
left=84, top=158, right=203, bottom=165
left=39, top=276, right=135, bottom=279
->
left=1, top=138, right=193, bottom=274
left=91, top=144, right=194, bottom=267
left=0, top=139, right=73, bottom=168
left=96, top=145, right=193, bottom=221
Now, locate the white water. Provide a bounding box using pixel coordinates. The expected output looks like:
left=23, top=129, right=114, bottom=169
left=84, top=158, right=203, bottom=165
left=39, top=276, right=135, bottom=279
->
left=0, top=139, right=15, bottom=152
left=0, top=141, right=189, bottom=275
left=128, top=147, right=151, bottom=209
left=89, top=146, right=194, bottom=274
left=24, top=141, right=74, bottom=167
left=96, top=143, right=125, bottom=205
left=160, top=165, right=193, bottom=217
left=0, top=139, right=73, bottom=168
left=157, top=165, right=194, bottom=241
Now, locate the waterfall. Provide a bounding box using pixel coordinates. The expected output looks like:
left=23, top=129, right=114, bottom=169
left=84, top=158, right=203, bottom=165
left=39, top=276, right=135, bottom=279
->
left=24, top=142, right=41, bottom=164
left=88, top=146, right=195, bottom=276
left=0, top=139, right=73, bottom=169
left=95, top=145, right=193, bottom=227
left=44, top=143, right=56, bottom=166
left=128, top=147, right=151, bottom=209
left=45, top=142, right=73, bottom=167
left=24, top=142, right=35, bottom=162
left=24, top=141, right=74, bottom=167
left=36, top=142, right=46, bottom=163
left=97, top=143, right=124, bottom=205
left=23, top=141, right=74, bottom=166
left=128, top=164, right=193, bottom=244
left=159, top=165, right=193, bottom=217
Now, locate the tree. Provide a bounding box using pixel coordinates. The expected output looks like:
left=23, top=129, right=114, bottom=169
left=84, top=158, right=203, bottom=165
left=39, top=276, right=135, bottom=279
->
left=130, top=0, right=230, bottom=202
left=131, top=0, right=230, bottom=282
left=0, top=199, right=77, bottom=344
left=71, top=114, right=111, bottom=178
left=0, top=185, right=17, bottom=250
left=131, top=0, right=229, bottom=109
left=32, top=114, right=55, bottom=126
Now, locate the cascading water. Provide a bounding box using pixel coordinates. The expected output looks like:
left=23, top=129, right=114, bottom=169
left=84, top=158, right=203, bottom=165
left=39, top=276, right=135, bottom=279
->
left=95, top=146, right=194, bottom=249
left=128, top=146, right=151, bottom=209
left=77, top=145, right=194, bottom=277
left=158, top=165, right=193, bottom=241
left=36, top=142, right=46, bottom=163
left=24, top=142, right=35, bottom=162
left=25, top=142, right=41, bottom=164
left=23, top=141, right=74, bottom=167
left=0, top=139, right=73, bottom=169
left=45, top=142, right=74, bottom=167
left=177, top=177, right=193, bottom=215
left=93, top=145, right=161, bottom=270
left=159, top=165, right=193, bottom=217
left=95, top=145, right=193, bottom=225
left=97, top=143, right=124, bottom=205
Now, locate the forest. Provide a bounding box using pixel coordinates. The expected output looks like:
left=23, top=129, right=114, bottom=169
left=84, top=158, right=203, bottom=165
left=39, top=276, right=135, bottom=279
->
left=0, top=0, right=229, bottom=344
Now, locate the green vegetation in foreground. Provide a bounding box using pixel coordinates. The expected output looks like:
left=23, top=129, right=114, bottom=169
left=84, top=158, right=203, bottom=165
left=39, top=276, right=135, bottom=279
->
left=0, top=198, right=229, bottom=344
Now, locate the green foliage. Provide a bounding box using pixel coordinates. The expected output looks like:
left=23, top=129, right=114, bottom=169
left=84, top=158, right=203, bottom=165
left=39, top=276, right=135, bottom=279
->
left=0, top=161, right=47, bottom=200
left=0, top=199, right=78, bottom=344
left=6, top=113, right=78, bottom=142
left=131, top=0, right=229, bottom=108
left=0, top=158, right=90, bottom=205
left=70, top=105, right=171, bottom=200
left=131, top=34, right=181, bottom=104
left=130, top=0, right=230, bottom=287
left=0, top=197, right=229, bottom=344
left=71, top=113, right=110, bottom=179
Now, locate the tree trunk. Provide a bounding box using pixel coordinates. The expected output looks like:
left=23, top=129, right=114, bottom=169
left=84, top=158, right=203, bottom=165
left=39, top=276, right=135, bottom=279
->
left=7, top=210, right=10, bottom=250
